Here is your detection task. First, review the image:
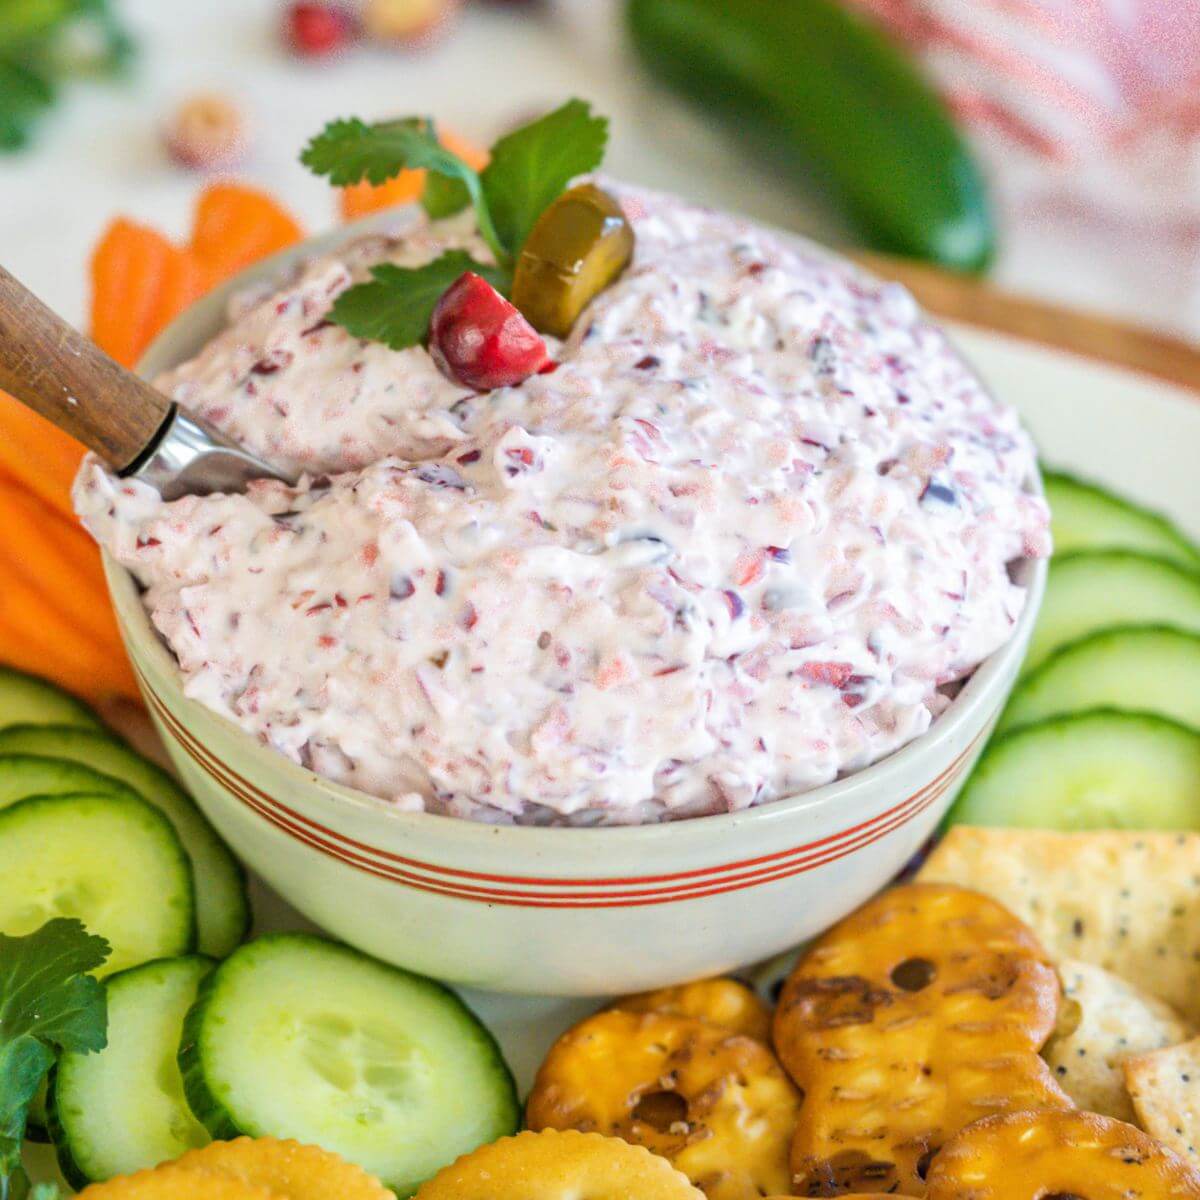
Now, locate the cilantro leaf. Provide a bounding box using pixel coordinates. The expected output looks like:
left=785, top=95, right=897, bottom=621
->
left=302, top=117, right=508, bottom=266
left=301, top=116, right=460, bottom=187
left=330, top=251, right=507, bottom=352
left=0, top=1039, right=53, bottom=1200
left=0, top=919, right=110, bottom=1049
left=0, top=920, right=109, bottom=1197
left=300, top=98, right=612, bottom=354
left=421, top=170, right=470, bottom=220
left=481, top=99, right=608, bottom=259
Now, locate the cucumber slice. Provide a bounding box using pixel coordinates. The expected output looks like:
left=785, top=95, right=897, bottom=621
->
left=950, top=710, right=1200, bottom=831
left=1044, top=470, right=1200, bottom=570
left=179, top=934, right=519, bottom=1196
left=0, top=726, right=248, bottom=957
left=0, top=792, right=195, bottom=973
left=49, top=956, right=213, bottom=1187
left=0, top=753, right=141, bottom=809
left=0, top=668, right=101, bottom=732
left=0, top=755, right=171, bottom=1138
left=1001, top=625, right=1200, bottom=735
left=1026, top=551, right=1200, bottom=676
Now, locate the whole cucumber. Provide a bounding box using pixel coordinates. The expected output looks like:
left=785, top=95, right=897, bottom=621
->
left=627, top=0, right=996, bottom=273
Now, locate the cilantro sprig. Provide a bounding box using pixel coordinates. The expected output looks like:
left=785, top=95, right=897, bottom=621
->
left=0, top=920, right=109, bottom=1200
left=300, top=98, right=609, bottom=351
left=302, top=117, right=511, bottom=269
left=331, top=252, right=507, bottom=353
left=482, top=100, right=609, bottom=259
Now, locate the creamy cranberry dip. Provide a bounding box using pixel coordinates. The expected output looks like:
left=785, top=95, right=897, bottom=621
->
left=75, top=184, right=1049, bottom=825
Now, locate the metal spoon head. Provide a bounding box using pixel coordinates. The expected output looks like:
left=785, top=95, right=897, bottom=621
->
left=124, top=406, right=295, bottom=501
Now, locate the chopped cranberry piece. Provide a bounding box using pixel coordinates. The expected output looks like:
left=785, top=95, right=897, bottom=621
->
left=284, top=3, right=357, bottom=56
left=429, top=272, right=549, bottom=392
left=801, top=661, right=855, bottom=688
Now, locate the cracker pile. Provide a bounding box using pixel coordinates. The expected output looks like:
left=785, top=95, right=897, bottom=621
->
left=513, top=833, right=1200, bottom=1198
left=919, top=827, right=1200, bottom=1177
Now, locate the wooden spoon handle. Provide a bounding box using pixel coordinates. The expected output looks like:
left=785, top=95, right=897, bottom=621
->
left=0, top=263, right=172, bottom=471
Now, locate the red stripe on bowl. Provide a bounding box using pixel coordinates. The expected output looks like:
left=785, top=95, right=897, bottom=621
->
left=137, top=667, right=972, bottom=906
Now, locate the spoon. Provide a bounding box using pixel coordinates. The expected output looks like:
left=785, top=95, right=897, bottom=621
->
left=0, top=263, right=291, bottom=500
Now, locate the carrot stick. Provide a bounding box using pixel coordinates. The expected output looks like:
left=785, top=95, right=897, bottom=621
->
left=0, top=478, right=118, bottom=646
left=90, top=219, right=182, bottom=368
left=0, top=470, right=138, bottom=703
left=0, top=391, right=85, bottom=517
left=190, top=183, right=304, bottom=291
left=0, top=548, right=138, bottom=704
left=340, top=170, right=427, bottom=220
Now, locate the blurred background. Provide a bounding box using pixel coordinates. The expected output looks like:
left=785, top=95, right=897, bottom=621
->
left=3, top=0, right=1199, bottom=335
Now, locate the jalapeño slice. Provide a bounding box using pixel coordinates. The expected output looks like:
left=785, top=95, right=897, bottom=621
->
left=511, top=184, right=635, bottom=338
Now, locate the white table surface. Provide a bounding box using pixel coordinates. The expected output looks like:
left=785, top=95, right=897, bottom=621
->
left=0, top=0, right=1184, bottom=337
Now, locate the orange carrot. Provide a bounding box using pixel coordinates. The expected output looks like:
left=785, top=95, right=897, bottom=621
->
left=340, top=170, right=427, bottom=220
left=190, top=183, right=304, bottom=291
left=157, top=242, right=208, bottom=344
left=1, top=181, right=309, bottom=709
left=90, top=219, right=188, bottom=368
left=0, top=590, right=137, bottom=706
left=0, top=469, right=138, bottom=704
left=440, top=128, right=489, bottom=172
left=0, top=391, right=86, bottom=517
left=1, top=481, right=115, bottom=646
left=340, top=127, right=488, bottom=220
left=88, top=185, right=304, bottom=375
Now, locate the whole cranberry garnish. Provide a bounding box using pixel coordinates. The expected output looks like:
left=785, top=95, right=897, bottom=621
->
left=429, top=272, right=550, bottom=392
left=284, top=3, right=357, bottom=57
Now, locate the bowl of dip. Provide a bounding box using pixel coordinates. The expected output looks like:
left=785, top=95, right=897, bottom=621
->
left=84, top=189, right=1048, bottom=994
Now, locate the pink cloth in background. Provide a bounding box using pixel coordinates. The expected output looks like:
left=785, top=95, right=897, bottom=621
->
left=847, top=0, right=1200, bottom=223
left=844, top=0, right=1200, bottom=334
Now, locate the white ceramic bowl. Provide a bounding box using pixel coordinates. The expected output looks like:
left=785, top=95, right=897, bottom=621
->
left=104, top=211, right=1045, bottom=996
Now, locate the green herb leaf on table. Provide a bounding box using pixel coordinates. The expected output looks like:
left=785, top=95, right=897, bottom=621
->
left=0, top=920, right=109, bottom=1200
left=481, top=99, right=609, bottom=262
left=331, top=251, right=508, bottom=352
